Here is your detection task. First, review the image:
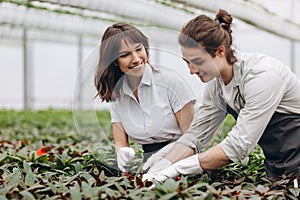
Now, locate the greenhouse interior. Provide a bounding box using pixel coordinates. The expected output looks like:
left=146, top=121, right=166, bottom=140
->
left=0, top=0, right=300, bottom=199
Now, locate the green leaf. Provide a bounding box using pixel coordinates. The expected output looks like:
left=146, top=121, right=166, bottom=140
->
left=61, top=152, right=69, bottom=164
left=162, top=179, right=179, bottom=193
left=34, top=154, right=48, bottom=163
left=20, top=191, right=36, bottom=200
left=129, top=187, right=156, bottom=199
left=154, top=181, right=168, bottom=194
left=0, top=186, right=13, bottom=195
left=80, top=172, right=96, bottom=186
left=70, top=187, right=82, bottom=200
left=7, top=168, right=21, bottom=187
left=30, top=152, right=36, bottom=162
left=27, top=184, right=45, bottom=192
left=160, top=192, right=178, bottom=200
left=74, top=161, right=82, bottom=173
left=54, top=157, right=65, bottom=169
left=289, top=188, right=300, bottom=197
left=104, top=187, right=120, bottom=198
left=25, top=170, right=36, bottom=187
left=81, top=182, right=93, bottom=198
left=23, top=160, right=31, bottom=173
left=114, top=183, right=126, bottom=195
left=0, top=155, right=23, bottom=163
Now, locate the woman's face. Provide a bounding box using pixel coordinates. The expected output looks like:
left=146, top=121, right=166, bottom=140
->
left=117, top=39, right=148, bottom=77
left=180, top=45, right=224, bottom=83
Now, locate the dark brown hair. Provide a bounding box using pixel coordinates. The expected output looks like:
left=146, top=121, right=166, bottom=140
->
left=94, top=22, right=149, bottom=102
left=178, top=9, right=236, bottom=65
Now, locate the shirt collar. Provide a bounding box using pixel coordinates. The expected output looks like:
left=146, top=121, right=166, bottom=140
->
left=122, top=64, right=152, bottom=97
left=231, top=51, right=243, bottom=87
left=140, top=64, right=152, bottom=86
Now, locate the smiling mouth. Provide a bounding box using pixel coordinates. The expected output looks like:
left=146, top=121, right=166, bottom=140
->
left=197, top=72, right=207, bottom=77
left=128, top=62, right=145, bottom=70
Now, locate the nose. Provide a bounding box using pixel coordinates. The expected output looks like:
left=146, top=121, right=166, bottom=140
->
left=188, top=63, right=198, bottom=75
left=131, top=51, right=140, bottom=63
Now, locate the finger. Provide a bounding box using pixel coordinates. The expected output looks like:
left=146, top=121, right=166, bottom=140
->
left=118, top=163, right=126, bottom=172
left=154, top=175, right=168, bottom=182
left=142, top=157, right=155, bottom=170
left=147, top=158, right=172, bottom=174
left=142, top=152, right=165, bottom=170
left=128, top=148, right=135, bottom=159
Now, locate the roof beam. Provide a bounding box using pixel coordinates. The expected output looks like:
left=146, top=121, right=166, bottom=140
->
left=171, top=0, right=300, bottom=42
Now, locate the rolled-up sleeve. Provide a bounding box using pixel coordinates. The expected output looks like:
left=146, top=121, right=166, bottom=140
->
left=165, top=70, right=197, bottom=113
left=110, top=101, right=121, bottom=123
left=177, top=85, right=227, bottom=153
left=220, top=70, right=287, bottom=162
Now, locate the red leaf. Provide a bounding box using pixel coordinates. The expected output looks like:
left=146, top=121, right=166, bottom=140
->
left=37, top=147, right=48, bottom=156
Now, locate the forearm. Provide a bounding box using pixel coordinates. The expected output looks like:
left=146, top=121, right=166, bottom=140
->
left=112, top=122, right=129, bottom=154
left=165, top=142, right=195, bottom=163
left=175, top=101, right=195, bottom=133
left=199, top=144, right=231, bottom=170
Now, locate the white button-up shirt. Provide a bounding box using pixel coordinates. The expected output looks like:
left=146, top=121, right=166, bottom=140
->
left=110, top=65, right=196, bottom=144
left=177, top=52, right=300, bottom=162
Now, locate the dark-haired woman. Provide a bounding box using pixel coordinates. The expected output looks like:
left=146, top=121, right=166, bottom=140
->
left=143, top=9, right=300, bottom=181
left=94, top=22, right=196, bottom=172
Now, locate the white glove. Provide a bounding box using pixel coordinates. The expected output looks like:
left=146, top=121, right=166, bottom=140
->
left=142, top=142, right=175, bottom=171
left=117, top=147, right=135, bottom=172
left=142, top=158, right=172, bottom=182
left=147, top=158, right=172, bottom=173
left=154, top=154, right=203, bottom=182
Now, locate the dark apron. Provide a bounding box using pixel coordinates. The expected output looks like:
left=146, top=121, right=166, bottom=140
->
left=226, top=105, right=300, bottom=178
left=142, top=140, right=171, bottom=163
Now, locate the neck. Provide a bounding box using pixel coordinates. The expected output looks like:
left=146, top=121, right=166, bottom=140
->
left=221, top=64, right=234, bottom=85
left=127, top=75, right=141, bottom=91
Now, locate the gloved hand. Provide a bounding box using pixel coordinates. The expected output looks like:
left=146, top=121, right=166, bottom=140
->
left=147, top=158, right=172, bottom=174
left=117, top=147, right=135, bottom=172
left=142, top=142, right=175, bottom=172
left=142, top=158, right=172, bottom=182
left=153, top=154, right=202, bottom=182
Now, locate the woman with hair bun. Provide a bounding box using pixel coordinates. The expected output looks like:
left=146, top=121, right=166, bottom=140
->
left=143, top=9, right=300, bottom=181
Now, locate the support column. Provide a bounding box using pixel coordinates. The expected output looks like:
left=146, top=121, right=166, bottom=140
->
left=77, top=35, right=83, bottom=110
left=23, top=28, right=34, bottom=109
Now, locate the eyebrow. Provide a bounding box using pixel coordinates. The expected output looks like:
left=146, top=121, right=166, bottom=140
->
left=119, top=43, right=142, bottom=55
left=182, top=57, right=189, bottom=63
left=182, top=57, right=204, bottom=63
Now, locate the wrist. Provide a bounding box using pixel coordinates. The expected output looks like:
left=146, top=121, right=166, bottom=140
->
left=147, top=158, right=171, bottom=173
left=174, top=154, right=203, bottom=175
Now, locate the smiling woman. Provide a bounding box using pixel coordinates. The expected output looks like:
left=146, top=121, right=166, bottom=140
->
left=94, top=22, right=197, bottom=172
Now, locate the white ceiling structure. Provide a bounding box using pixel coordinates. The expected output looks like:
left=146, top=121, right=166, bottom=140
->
left=1, top=0, right=300, bottom=45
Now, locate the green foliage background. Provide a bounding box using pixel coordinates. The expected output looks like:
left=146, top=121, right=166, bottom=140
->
left=0, top=109, right=299, bottom=199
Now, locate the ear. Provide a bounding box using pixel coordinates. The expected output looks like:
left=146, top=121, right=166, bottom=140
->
left=216, top=45, right=226, bottom=57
